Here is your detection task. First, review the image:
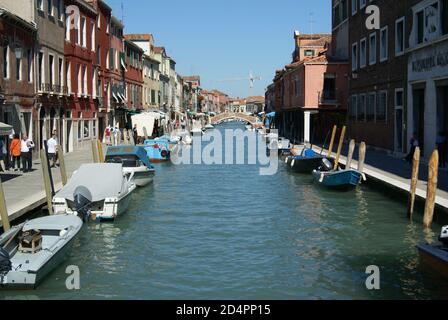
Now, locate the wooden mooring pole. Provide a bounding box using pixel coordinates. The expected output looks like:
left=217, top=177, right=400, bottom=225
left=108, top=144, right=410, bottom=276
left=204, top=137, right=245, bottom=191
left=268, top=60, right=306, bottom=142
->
left=56, top=145, right=68, bottom=186
left=97, top=139, right=104, bottom=163
left=423, top=149, right=439, bottom=228
left=0, top=177, right=10, bottom=232
left=333, top=126, right=346, bottom=170
left=327, top=125, right=337, bottom=159
left=358, top=142, right=366, bottom=174
left=346, top=139, right=356, bottom=169
left=407, top=147, right=420, bottom=220
left=40, top=149, right=54, bottom=215
left=91, top=139, right=99, bottom=163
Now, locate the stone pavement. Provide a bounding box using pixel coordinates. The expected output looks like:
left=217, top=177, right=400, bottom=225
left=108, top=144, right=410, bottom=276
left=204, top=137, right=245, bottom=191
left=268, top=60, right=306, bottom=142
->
left=310, top=143, right=448, bottom=211
left=0, top=145, right=94, bottom=225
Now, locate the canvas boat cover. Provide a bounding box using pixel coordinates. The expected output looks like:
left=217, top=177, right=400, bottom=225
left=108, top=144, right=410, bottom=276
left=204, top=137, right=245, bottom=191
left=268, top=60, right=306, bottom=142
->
left=55, top=164, right=125, bottom=202
left=0, top=122, right=13, bottom=136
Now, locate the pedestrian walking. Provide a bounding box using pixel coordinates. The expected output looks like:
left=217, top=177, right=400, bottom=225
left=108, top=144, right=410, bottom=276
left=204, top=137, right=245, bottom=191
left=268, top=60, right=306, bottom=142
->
left=437, top=130, right=447, bottom=168
left=0, top=138, right=7, bottom=172
left=20, top=135, right=34, bottom=173
left=9, top=134, right=21, bottom=172
left=47, top=134, right=58, bottom=168
left=405, top=133, right=419, bottom=163
left=133, top=124, right=138, bottom=145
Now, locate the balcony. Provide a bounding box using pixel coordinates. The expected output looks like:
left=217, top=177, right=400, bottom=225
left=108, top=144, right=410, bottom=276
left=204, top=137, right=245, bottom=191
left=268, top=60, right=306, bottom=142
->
left=318, top=90, right=340, bottom=106
left=38, top=83, right=68, bottom=96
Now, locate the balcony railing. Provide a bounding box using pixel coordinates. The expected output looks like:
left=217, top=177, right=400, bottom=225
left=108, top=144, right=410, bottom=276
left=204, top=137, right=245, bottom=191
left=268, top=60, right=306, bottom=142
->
left=38, top=83, right=68, bottom=95
left=318, top=90, right=339, bottom=105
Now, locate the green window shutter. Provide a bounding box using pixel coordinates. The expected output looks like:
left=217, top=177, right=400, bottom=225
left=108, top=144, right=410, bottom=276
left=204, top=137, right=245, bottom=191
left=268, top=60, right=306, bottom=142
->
left=109, top=48, right=114, bottom=69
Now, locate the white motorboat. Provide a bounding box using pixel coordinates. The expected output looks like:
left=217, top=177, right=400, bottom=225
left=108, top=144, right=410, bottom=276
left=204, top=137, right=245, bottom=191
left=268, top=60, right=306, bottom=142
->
left=53, top=163, right=136, bottom=222
left=105, top=146, right=156, bottom=187
left=0, top=215, right=82, bottom=289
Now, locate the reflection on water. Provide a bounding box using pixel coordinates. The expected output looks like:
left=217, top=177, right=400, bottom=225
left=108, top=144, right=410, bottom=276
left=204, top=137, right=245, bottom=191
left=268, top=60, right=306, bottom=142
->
left=1, top=121, right=447, bottom=300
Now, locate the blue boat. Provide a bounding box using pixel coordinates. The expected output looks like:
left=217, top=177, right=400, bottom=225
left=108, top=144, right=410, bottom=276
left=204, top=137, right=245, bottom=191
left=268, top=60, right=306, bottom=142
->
left=144, top=138, right=171, bottom=163
left=313, top=167, right=364, bottom=189
left=287, top=148, right=327, bottom=174
left=105, top=145, right=155, bottom=187
left=417, top=226, right=448, bottom=279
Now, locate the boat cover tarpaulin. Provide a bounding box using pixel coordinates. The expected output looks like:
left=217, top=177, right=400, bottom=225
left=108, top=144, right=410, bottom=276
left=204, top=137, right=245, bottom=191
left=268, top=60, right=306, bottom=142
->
left=0, top=122, right=13, bottom=136
left=55, top=164, right=125, bottom=202
left=131, top=112, right=162, bottom=137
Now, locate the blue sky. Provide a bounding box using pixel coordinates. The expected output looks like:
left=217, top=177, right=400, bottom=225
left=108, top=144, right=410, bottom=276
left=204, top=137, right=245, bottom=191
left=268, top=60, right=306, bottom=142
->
left=108, top=0, right=332, bottom=98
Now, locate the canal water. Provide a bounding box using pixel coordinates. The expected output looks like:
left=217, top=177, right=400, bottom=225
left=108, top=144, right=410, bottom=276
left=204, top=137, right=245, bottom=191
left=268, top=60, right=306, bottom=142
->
left=1, top=122, right=448, bottom=300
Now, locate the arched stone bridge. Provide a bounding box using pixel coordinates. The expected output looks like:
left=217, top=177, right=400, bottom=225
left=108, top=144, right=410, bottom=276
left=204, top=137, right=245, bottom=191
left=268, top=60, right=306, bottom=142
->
left=210, top=112, right=258, bottom=125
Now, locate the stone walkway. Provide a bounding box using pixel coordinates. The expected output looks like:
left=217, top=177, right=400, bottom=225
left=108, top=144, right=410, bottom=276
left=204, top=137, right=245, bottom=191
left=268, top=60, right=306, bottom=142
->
left=309, top=143, right=448, bottom=212
left=0, top=145, right=94, bottom=225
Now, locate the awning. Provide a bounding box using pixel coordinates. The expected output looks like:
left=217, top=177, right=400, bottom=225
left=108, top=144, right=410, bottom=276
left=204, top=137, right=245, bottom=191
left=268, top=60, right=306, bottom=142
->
left=112, top=92, right=120, bottom=102
left=0, top=122, right=13, bottom=136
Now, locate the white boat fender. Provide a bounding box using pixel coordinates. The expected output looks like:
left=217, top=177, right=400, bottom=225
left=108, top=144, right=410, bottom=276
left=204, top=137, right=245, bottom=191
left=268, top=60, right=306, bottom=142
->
left=291, top=159, right=295, bottom=168
left=59, top=229, right=68, bottom=238
left=361, top=173, right=367, bottom=181
left=285, top=157, right=288, bottom=164
left=319, top=173, right=324, bottom=183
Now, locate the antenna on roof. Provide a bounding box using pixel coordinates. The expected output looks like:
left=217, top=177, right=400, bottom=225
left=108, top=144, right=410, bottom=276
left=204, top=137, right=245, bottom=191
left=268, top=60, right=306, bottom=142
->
left=309, top=12, right=316, bottom=34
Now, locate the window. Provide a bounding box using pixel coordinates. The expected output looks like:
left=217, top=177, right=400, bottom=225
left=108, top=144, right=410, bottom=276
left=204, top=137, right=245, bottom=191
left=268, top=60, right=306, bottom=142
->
left=109, top=48, right=114, bottom=69
left=349, top=95, right=357, bottom=120
left=76, top=16, right=81, bottom=45
left=357, top=94, right=366, bottom=122
left=57, top=0, right=63, bottom=20
left=77, top=64, right=81, bottom=95
left=91, top=21, right=95, bottom=51
left=341, top=0, right=348, bottom=21
left=360, top=38, right=367, bottom=68
left=83, top=120, right=90, bottom=139
left=352, top=42, right=358, bottom=71
left=58, top=58, right=63, bottom=87
left=351, top=0, right=357, bottom=15
left=366, top=92, right=376, bottom=121
left=323, top=73, right=336, bottom=100
left=380, top=26, right=388, bottom=62
left=37, top=0, right=43, bottom=11
left=369, top=32, right=377, bottom=65
left=38, top=52, right=44, bottom=88
left=47, top=0, right=52, bottom=16
left=65, top=14, right=71, bottom=41
left=304, top=49, right=315, bottom=57
left=395, top=17, right=405, bottom=55
left=360, top=0, right=366, bottom=9
left=97, top=15, right=101, bottom=29
left=3, top=46, right=9, bottom=79
left=377, top=91, right=387, bottom=121
left=333, top=3, right=341, bottom=27
left=92, top=67, right=96, bottom=97
left=66, top=61, right=71, bottom=94
left=81, top=17, right=87, bottom=48
left=443, top=0, right=448, bottom=35
left=16, top=54, right=22, bottom=81
left=27, top=49, right=33, bottom=82
left=83, top=65, right=87, bottom=95
left=395, top=89, right=404, bottom=108
left=106, top=50, right=109, bottom=70
left=106, top=17, right=110, bottom=34
left=49, top=54, right=54, bottom=86
left=415, top=2, right=441, bottom=44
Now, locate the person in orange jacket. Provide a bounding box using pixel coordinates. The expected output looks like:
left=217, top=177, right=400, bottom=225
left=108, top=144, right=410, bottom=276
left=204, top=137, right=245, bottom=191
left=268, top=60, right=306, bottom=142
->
left=9, top=134, right=21, bottom=172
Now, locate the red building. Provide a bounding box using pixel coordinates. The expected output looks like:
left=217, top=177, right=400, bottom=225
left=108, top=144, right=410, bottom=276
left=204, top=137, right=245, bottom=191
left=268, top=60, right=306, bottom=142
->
left=0, top=8, right=37, bottom=138
left=64, top=0, right=98, bottom=152
left=123, top=38, right=143, bottom=125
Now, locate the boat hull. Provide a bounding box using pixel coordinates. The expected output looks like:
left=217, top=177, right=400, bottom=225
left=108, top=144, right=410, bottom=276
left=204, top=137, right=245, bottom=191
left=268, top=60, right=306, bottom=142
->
left=313, top=169, right=363, bottom=189
left=290, top=156, right=324, bottom=174
left=417, top=244, right=448, bottom=279
left=123, top=167, right=155, bottom=187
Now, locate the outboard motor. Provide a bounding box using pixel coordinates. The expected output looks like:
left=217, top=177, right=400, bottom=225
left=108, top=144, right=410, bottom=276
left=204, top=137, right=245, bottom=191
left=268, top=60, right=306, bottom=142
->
left=320, top=158, right=333, bottom=172
left=0, top=247, right=11, bottom=274
left=73, top=186, right=93, bottom=223
left=439, top=226, right=448, bottom=247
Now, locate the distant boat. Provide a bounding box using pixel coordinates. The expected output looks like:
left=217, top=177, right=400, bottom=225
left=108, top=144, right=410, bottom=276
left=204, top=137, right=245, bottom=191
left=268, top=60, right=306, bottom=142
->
left=287, top=148, right=327, bottom=174
left=312, top=158, right=365, bottom=190
left=105, top=145, right=156, bottom=187
left=144, top=138, right=171, bottom=162
left=417, top=226, right=448, bottom=279
left=53, top=163, right=136, bottom=222
left=0, top=215, right=82, bottom=289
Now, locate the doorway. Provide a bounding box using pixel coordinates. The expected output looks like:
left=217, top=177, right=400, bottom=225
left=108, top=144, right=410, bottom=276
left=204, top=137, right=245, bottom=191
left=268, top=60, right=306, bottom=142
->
left=412, top=86, right=425, bottom=156
left=394, top=89, right=404, bottom=153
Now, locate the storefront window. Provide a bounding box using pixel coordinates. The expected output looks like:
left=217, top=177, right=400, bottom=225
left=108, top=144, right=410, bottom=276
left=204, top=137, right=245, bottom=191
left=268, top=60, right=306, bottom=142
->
left=84, top=120, right=90, bottom=139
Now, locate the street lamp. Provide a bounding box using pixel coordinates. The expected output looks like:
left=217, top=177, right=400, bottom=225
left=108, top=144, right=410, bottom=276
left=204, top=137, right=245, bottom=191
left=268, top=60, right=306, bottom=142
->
left=14, top=46, right=23, bottom=59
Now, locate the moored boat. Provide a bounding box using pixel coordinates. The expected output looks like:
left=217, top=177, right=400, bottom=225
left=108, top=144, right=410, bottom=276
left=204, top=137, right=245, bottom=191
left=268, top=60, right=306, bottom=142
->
left=0, top=215, right=82, bottom=289
left=312, top=158, right=365, bottom=189
left=287, top=148, right=327, bottom=174
left=105, top=145, right=156, bottom=187
left=417, top=226, right=448, bottom=278
left=53, top=163, right=136, bottom=222
left=144, top=138, right=171, bottom=162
